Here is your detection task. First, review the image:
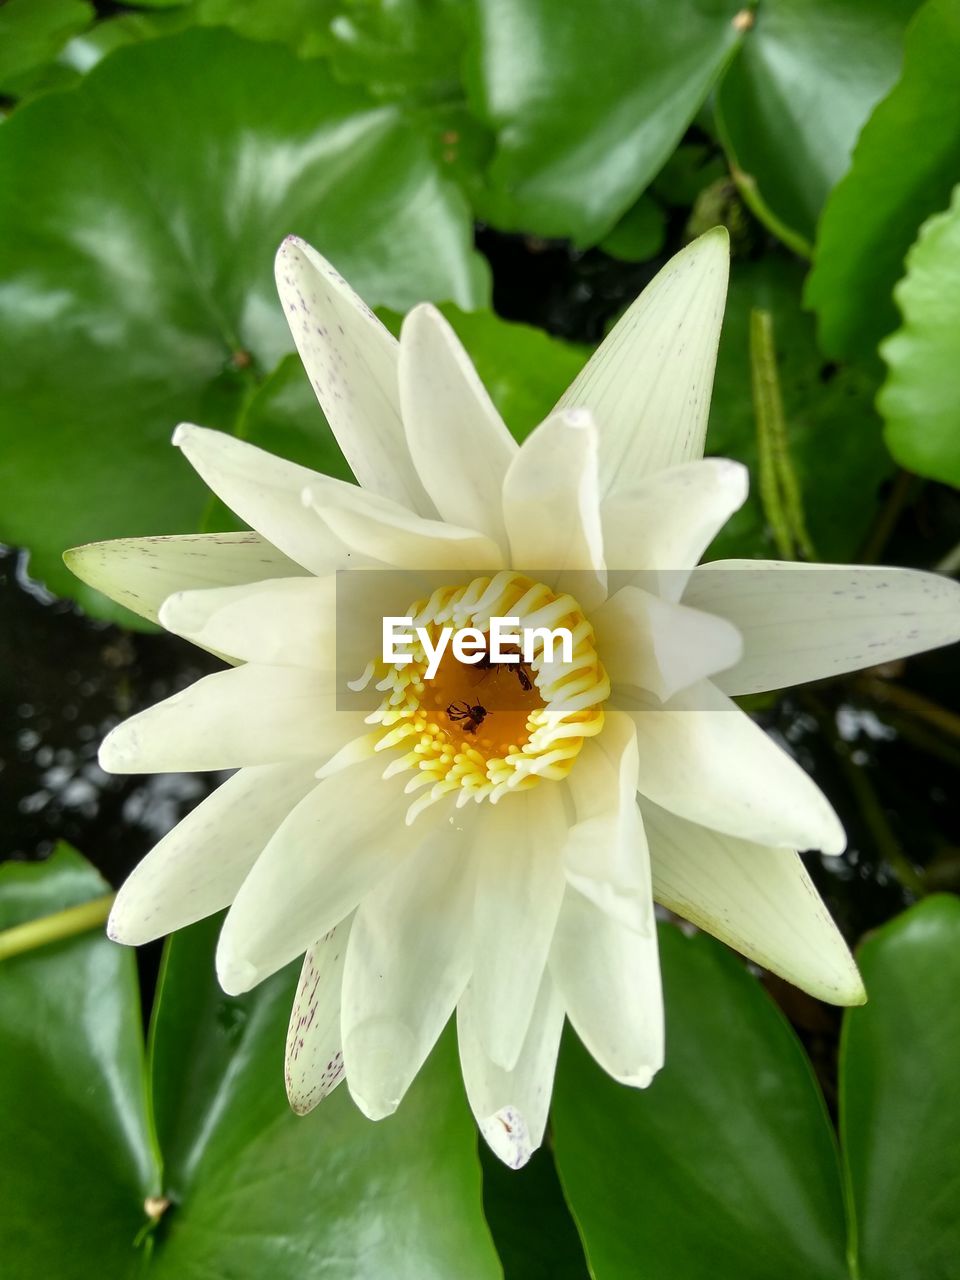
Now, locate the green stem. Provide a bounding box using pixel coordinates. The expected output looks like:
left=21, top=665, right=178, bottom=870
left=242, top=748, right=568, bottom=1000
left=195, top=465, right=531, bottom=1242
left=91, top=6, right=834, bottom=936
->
left=857, top=676, right=960, bottom=743
left=0, top=893, right=115, bottom=962
left=750, top=308, right=795, bottom=558
left=936, top=538, right=960, bottom=574
left=802, top=693, right=926, bottom=899
left=750, top=308, right=817, bottom=560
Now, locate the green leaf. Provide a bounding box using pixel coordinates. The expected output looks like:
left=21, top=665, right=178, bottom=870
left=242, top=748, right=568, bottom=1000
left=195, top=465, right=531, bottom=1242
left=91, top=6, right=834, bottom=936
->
left=0, top=0, right=93, bottom=92
left=0, top=28, right=488, bottom=619
left=878, top=185, right=960, bottom=486
left=806, top=0, right=960, bottom=360
left=465, top=0, right=745, bottom=244
left=715, top=0, right=921, bottom=251
left=481, top=1144, right=590, bottom=1280
left=146, top=916, right=501, bottom=1279
left=841, top=895, right=960, bottom=1280
left=552, top=924, right=849, bottom=1280
left=0, top=846, right=160, bottom=1280
left=707, top=258, right=892, bottom=561
left=597, top=195, right=667, bottom=263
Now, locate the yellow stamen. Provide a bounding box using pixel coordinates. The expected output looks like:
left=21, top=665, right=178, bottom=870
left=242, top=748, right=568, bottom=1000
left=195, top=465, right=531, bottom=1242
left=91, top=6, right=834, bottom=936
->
left=366, top=573, right=609, bottom=821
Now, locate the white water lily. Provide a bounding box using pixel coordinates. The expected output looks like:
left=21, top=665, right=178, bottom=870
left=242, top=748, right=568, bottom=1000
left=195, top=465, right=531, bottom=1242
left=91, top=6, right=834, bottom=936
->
left=67, top=229, right=960, bottom=1169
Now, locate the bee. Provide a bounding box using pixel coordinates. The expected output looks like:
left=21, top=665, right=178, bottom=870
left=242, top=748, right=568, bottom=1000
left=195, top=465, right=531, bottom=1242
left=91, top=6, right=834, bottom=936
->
left=446, top=700, right=488, bottom=734
left=475, top=649, right=534, bottom=691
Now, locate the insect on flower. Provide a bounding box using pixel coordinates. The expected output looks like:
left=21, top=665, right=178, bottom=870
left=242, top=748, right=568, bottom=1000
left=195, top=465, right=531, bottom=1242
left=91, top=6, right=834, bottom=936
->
left=446, top=699, right=488, bottom=733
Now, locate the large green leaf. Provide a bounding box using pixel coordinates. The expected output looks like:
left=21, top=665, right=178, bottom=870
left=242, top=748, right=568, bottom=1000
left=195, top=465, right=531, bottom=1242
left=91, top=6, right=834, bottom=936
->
left=146, top=916, right=501, bottom=1279
left=715, top=0, right=920, bottom=251
left=706, top=258, right=892, bottom=562
left=465, top=0, right=744, bottom=244
left=878, top=186, right=960, bottom=487
left=806, top=0, right=960, bottom=360
left=0, top=28, right=487, bottom=614
left=0, top=846, right=160, bottom=1280
left=0, top=855, right=500, bottom=1278
left=0, top=0, right=93, bottom=91
left=552, top=924, right=850, bottom=1280
left=841, top=895, right=960, bottom=1280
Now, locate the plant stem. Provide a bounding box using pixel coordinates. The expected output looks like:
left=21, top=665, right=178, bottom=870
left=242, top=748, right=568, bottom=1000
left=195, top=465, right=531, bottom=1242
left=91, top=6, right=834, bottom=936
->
left=749, top=307, right=816, bottom=560
left=0, top=892, right=115, bottom=962
left=857, top=676, right=960, bottom=742
left=857, top=469, right=916, bottom=565
left=936, top=538, right=960, bottom=573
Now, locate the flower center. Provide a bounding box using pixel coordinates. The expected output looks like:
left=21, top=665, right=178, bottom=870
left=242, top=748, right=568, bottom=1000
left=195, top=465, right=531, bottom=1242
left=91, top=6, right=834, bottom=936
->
left=366, top=572, right=609, bottom=822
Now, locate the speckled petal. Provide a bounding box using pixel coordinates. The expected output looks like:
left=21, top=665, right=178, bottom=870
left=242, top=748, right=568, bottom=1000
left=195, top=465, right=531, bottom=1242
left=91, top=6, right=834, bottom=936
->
left=285, top=918, right=352, bottom=1114
left=457, top=972, right=564, bottom=1169
left=683, top=560, right=960, bottom=695
left=63, top=532, right=305, bottom=628
left=275, top=236, right=434, bottom=515
left=107, top=761, right=322, bottom=945
left=644, top=800, right=865, bottom=1005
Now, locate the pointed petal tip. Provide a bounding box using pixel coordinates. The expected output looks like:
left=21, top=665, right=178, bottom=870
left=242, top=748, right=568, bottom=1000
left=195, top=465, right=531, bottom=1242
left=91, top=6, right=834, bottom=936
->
left=480, top=1107, right=536, bottom=1169
left=98, top=726, right=131, bottom=775
left=215, top=943, right=261, bottom=997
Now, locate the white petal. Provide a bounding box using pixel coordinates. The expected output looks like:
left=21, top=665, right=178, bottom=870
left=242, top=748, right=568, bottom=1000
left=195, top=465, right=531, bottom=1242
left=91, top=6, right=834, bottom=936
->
left=592, top=584, right=743, bottom=702
left=399, top=304, right=517, bottom=550
left=160, top=576, right=336, bottom=668
left=555, top=228, right=729, bottom=494
left=564, top=711, right=652, bottom=933
left=549, top=884, right=663, bottom=1086
left=683, top=560, right=960, bottom=695
left=502, top=408, right=605, bottom=607
left=98, top=665, right=365, bottom=773
left=107, top=761, right=322, bottom=945
left=304, top=481, right=504, bottom=572
left=643, top=800, right=865, bottom=1004
left=285, top=918, right=351, bottom=1114
left=457, top=973, right=565, bottom=1169
left=63, top=532, right=305, bottom=628
left=342, top=821, right=476, bottom=1120
left=600, top=458, right=749, bottom=600
left=173, top=424, right=353, bottom=575
left=275, top=236, right=433, bottom=515
left=616, top=679, right=846, bottom=854
left=215, top=759, right=433, bottom=995
left=471, top=787, right=567, bottom=1071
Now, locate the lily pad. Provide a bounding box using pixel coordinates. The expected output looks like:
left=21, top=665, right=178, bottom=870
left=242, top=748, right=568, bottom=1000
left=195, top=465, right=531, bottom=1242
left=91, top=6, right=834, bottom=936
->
left=715, top=0, right=921, bottom=251
left=552, top=924, right=850, bottom=1280
left=0, top=851, right=500, bottom=1279
left=464, top=0, right=745, bottom=244
left=0, top=0, right=93, bottom=92
left=806, top=0, right=960, bottom=360
left=841, top=895, right=960, bottom=1280
left=878, top=186, right=960, bottom=487
left=0, top=846, right=159, bottom=1280
left=0, top=28, right=487, bottom=615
